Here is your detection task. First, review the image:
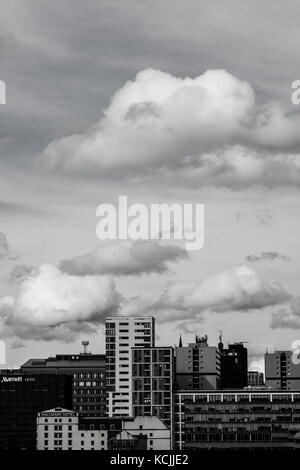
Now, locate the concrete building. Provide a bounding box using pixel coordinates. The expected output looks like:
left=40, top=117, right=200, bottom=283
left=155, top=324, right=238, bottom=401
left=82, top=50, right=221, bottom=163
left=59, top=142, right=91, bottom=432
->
left=0, top=372, right=72, bottom=450
left=248, top=371, right=264, bottom=387
left=219, top=340, right=248, bottom=389
left=265, top=350, right=300, bottom=390
left=21, top=349, right=106, bottom=417
left=37, top=408, right=108, bottom=450
left=106, top=316, right=155, bottom=418
left=175, top=335, right=220, bottom=390
left=132, top=347, right=174, bottom=435
left=174, top=390, right=300, bottom=449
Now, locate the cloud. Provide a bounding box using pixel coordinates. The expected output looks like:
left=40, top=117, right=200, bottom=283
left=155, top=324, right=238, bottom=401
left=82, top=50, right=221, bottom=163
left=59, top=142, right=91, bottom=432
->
left=246, top=252, right=291, bottom=263
left=60, top=240, right=188, bottom=276
left=0, top=232, right=18, bottom=261
left=2, top=264, right=36, bottom=284
left=154, top=265, right=290, bottom=321
left=249, top=358, right=265, bottom=374
left=41, top=68, right=300, bottom=189
left=118, top=265, right=290, bottom=323
left=10, top=339, right=25, bottom=349
left=271, top=297, right=300, bottom=329
left=0, top=264, right=120, bottom=341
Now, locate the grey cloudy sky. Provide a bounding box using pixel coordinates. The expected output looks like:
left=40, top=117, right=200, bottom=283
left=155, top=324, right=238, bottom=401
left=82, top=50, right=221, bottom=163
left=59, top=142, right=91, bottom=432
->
left=1, top=0, right=300, bottom=371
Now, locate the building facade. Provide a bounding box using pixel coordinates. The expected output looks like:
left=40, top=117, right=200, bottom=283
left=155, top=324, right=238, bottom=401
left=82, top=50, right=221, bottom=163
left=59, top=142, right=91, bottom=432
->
left=37, top=408, right=108, bottom=450
left=219, top=341, right=248, bottom=389
left=175, top=335, right=220, bottom=390
left=37, top=409, right=171, bottom=451
left=132, top=347, right=174, bottom=435
left=106, top=316, right=155, bottom=418
left=0, top=373, right=72, bottom=450
left=174, top=390, right=300, bottom=449
left=21, top=352, right=106, bottom=417
left=265, top=351, right=300, bottom=390
left=110, top=416, right=171, bottom=450
left=248, top=371, right=265, bottom=387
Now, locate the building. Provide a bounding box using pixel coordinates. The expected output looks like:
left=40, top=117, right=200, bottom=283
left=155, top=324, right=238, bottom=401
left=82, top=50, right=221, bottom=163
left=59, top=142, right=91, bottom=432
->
left=175, top=335, right=220, bottom=390
left=248, top=371, right=264, bottom=387
left=37, top=409, right=171, bottom=450
left=265, top=350, right=300, bottom=390
left=174, top=390, right=300, bottom=449
left=37, top=407, right=108, bottom=450
left=106, top=316, right=155, bottom=418
left=110, top=416, right=171, bottom=450
left=132, top=347, right=174, bottom=436
left=219, top=339, right=248, bottom=389
left=0, top=372, right=72, bottom=450
left=21, top=347, right=106, bottom=417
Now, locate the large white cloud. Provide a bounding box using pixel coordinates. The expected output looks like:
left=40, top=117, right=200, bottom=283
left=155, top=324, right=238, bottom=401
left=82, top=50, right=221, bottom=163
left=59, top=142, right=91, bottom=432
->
left=59, top=240, right=188, bottom=276
left=0, top=264, right=120, bottom=341
left=41, top=68, right=300, bottom=188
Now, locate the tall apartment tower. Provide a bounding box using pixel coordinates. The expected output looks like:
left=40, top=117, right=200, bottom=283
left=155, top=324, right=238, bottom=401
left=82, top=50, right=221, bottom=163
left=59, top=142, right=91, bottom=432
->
left=132, top=346, right=174, bottom=433
left=105, top=316, right=155, bottom=417
left=265, top=350, right=300, bottom=390
left=175, top=335, right=220, bottom=390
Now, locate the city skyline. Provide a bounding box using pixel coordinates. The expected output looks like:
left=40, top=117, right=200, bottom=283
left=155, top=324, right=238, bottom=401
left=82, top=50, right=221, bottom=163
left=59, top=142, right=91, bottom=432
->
left=1, top=1, right=300, bottom=378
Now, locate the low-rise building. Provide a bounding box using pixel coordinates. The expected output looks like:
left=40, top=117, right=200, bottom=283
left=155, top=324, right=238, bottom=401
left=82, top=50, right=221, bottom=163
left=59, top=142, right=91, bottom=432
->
left=37, top=408, right=108, bottom=450
left=174, top=390, right=300, bottom=449
left=248, top=371, right=264, bottom=387
left=37, top=409, right=171, bottom=450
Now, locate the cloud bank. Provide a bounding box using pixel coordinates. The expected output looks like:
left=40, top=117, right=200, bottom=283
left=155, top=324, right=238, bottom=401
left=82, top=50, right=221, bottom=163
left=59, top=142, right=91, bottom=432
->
left=154, top=265, right=290, bottom=320
left=60, top=240, right=188, bottom=276
left=41, top=68, right=300, bottom=189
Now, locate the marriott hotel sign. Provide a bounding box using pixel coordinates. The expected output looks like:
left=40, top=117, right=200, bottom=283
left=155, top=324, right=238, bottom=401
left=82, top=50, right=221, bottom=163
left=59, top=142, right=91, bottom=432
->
left=1, top=376, right=36, bottom=383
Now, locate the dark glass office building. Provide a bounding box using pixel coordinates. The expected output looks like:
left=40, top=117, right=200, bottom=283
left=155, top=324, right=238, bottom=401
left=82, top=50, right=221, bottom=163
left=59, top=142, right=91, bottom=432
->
left=21, top=353, right=106, bottom=417
left=219, top=342, right=248, bottom=389
left=0, top=372, right=72, bottom=450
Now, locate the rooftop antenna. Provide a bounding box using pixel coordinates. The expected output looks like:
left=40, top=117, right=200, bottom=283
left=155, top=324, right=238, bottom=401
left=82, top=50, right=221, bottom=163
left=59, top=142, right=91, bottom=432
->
left=82, top=340, right=89, bottom=355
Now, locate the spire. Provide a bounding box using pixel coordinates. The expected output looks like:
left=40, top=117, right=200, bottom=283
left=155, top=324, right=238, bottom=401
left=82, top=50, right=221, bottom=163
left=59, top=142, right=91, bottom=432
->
left=179, top=334, right=183, bottom=347
left=218, top=330, right=223, bottom=351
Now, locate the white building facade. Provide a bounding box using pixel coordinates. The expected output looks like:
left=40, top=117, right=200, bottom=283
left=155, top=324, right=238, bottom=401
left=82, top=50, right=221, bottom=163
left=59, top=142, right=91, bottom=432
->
left=37, top=408, right=108, bottom=450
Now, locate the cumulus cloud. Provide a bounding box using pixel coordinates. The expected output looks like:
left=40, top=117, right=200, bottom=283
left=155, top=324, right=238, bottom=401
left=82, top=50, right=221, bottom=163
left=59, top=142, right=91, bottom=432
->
left=0, top=264, right=120, bottom=341
left=60, top=240, right=188, bottom=276
left=154, top=265, right=290, bottom=321
left=246, top=252, right=291, bottom=263
left=249, top=358, right=265, bottom=374
left=41, top=68, right=300, bottom=189
left=271, top=297, right=300, bottom=329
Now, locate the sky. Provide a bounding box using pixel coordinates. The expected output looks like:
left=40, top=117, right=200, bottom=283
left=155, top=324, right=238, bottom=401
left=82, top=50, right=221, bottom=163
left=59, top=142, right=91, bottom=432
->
left=1, top=0, right=300, bottom=372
